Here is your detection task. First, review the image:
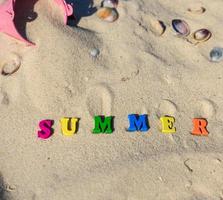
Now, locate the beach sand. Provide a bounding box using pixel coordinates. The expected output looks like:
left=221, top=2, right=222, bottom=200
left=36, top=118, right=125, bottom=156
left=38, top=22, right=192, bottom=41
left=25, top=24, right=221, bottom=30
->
left=0, top=0, right=223, bottom=199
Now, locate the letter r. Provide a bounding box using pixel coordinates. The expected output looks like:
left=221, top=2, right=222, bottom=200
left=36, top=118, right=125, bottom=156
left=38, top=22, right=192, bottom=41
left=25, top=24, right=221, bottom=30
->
left=191, top=118, right=209, bottom=136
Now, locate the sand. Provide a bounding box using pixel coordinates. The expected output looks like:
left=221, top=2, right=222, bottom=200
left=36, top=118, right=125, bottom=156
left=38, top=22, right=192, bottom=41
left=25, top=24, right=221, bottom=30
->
left=0, top=0, right=223, bottom=199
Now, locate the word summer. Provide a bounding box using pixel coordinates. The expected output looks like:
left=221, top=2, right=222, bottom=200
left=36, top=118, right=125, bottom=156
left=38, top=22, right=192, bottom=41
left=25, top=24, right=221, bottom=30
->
left=37, top=114, right=210, bottom=139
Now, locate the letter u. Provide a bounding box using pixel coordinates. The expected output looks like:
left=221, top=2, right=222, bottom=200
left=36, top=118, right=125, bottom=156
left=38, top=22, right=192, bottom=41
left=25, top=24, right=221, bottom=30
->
left=60, top=118, right=79, bottom=136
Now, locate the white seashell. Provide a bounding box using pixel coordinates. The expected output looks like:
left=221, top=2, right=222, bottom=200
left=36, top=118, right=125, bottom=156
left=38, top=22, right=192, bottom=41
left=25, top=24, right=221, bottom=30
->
left=90, top=48, right=100, bottom=57
left=210, top=47, right=223, bottom=62
left=193, top=29, right=212, bottom=42
left=1, top=57, right=21, bottom=76
left=101, top=0, right=118, bottom=8
left=188, top=5, right=206, bottom=14
left=97, top=7, right=119, bottom=23
left=149, top=19, right=166, bottom=36
left=172, top=19, right=190, bottom=37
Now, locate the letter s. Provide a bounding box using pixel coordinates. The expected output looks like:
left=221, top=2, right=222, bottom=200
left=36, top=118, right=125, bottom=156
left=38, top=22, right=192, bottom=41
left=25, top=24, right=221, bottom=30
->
left=38, top=120, right=54, bottom=139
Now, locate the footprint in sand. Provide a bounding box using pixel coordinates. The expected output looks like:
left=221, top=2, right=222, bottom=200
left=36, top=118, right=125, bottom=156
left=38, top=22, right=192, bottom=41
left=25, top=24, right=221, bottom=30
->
left=86, top=84, right=114, bottom=117
left=194, top=99, right=216, bottom=119
left=0, top=173, right=12, bottom=200
left=190, top=193, right=217, bottom=200
left=0, top=89, right=9, bottom=105
left=156, top=99, right=178, bottom=118
left=184, top=138, right=199, bottom=151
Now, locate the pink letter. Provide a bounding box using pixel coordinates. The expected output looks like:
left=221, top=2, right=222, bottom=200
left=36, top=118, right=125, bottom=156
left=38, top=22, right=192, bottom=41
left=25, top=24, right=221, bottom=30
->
left=38, top=120, right=54, bottom=139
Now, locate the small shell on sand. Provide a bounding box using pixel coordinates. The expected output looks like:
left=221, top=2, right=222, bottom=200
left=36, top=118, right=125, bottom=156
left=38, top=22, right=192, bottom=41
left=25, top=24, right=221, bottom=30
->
left=149, top=19, right=166, bottom=36
left=97, top=7, right=119, bottom=22
left=187, top=6, right=206, bottom=14
left=1, top=58, right=21, bottom=76
left=172, top=19, right=190, bottom=37
left=90, top=48, right=100, bottom=57
left=210, top=47, right=223, bottom=62
left=101, top=0, right=118, bottom=8
left=193, top=29, right=212, bottom=42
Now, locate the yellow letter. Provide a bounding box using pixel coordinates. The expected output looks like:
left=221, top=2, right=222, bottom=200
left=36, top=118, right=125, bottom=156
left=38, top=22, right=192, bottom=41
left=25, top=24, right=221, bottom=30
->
left=160, top=116, right=176, bottom=133
left=60, top=118, right=78, bottom=136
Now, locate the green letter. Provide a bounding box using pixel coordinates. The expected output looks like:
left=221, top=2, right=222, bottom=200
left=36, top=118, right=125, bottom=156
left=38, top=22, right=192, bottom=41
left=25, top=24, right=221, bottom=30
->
left=93, top=116, right=114, bottom=134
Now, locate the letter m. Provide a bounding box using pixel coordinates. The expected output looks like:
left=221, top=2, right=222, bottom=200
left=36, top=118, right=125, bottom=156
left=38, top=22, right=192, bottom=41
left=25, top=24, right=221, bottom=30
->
left=127, top=114, right=149, bottom=132
left=93, top=116, right=114, bottom=134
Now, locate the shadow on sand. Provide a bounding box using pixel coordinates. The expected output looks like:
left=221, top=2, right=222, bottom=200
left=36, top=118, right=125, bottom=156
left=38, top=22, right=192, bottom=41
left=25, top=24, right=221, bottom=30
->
left=0, top=174, right=12, bottom=200
left=14, top=0, right=38, bottom=42
left=14, top=0, right=96, bottom=29
left=67, top=0, right=97, bottom=26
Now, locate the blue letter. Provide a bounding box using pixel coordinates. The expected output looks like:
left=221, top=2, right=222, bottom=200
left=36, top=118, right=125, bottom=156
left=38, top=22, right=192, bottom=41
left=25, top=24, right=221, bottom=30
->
left=127, top=114, right=149, bottom=132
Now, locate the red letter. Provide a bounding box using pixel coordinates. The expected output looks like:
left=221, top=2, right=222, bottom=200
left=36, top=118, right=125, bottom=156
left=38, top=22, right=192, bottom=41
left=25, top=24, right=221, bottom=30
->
left=191, top=118, right=209, bottom=136
left=38, top=120, right=54, bottom=139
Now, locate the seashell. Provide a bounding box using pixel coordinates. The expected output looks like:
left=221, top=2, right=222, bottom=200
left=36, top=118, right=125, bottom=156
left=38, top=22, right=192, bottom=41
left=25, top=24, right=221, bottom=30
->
left=90, top=48, right=100, bottom=57
left=187, top=5, right=206, bottom=14
left=172, top=19, right=190, bottom=37
left=210, top=47, right=223, bottom=62
left=193, top=29, right=211, bottom=42
left=1, top=57, right=21, bottom=76
left=97, top=7, right=119, bottom=22
left=101, top=0, right=118, bottom=8
left=149, top=19, right=166, bottom=36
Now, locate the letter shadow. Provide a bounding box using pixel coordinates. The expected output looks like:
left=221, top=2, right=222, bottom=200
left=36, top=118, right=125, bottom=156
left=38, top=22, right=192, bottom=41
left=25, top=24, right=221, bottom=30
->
left=49, top=119, right=55, bottom=135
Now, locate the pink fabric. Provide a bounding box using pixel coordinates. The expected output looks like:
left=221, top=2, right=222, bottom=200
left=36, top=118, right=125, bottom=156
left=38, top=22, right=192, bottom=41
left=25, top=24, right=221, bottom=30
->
left=0, top=0, right=73, bottom=46
left=0, top=0, right=34, bottom=45
left=54, top=0, right=73, bottom=24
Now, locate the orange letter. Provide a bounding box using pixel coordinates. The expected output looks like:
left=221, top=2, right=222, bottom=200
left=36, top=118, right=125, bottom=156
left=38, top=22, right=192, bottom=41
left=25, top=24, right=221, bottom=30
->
left=191, top=118, right=209, bottom=136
